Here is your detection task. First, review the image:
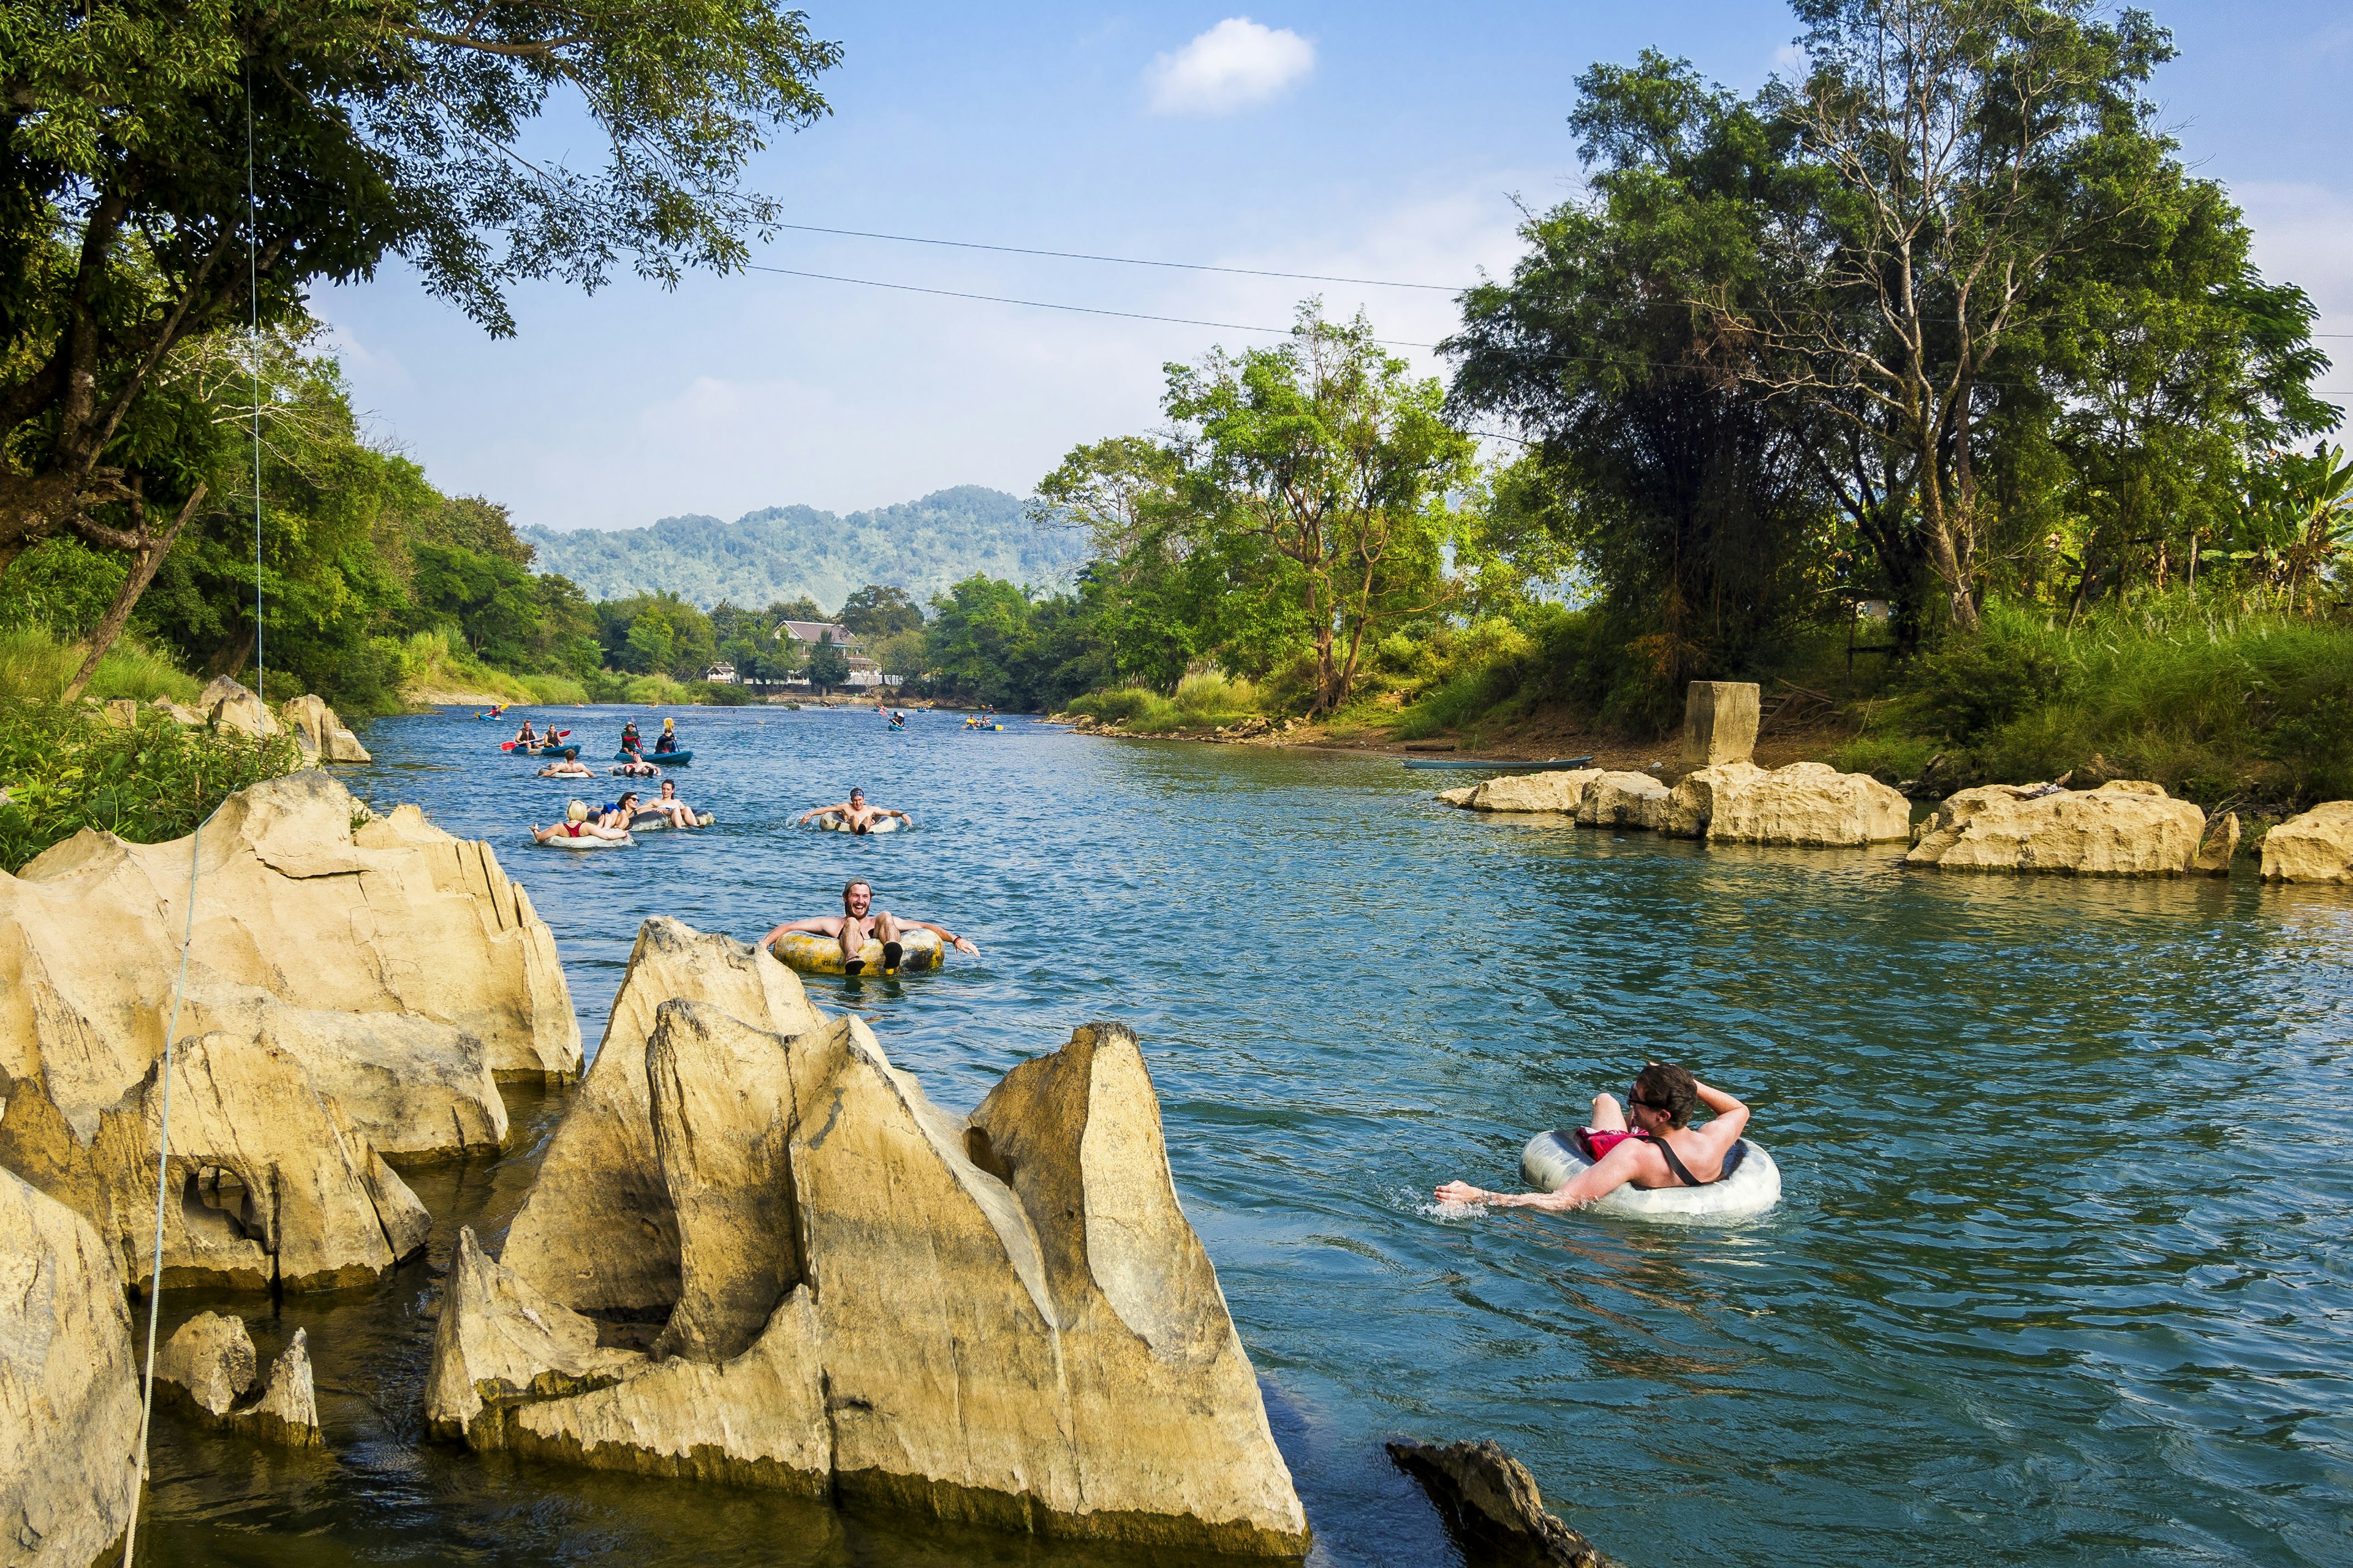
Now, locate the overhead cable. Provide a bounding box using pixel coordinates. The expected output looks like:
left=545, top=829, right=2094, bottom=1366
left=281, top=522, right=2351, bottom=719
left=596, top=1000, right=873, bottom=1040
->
left=770, top=222, right=1463, bottom=291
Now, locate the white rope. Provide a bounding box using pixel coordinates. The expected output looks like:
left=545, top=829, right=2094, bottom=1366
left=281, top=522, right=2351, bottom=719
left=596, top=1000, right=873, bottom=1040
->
left=120, top=815, right=205, bottom=1567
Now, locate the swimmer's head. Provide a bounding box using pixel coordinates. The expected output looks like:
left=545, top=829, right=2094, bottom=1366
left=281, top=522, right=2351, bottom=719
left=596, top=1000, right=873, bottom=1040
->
left=566, top=800, right=588, bottom=824
left=842, top=878, right=872, bottom=912
left=1630, top=1062, right=1699, bottom=1128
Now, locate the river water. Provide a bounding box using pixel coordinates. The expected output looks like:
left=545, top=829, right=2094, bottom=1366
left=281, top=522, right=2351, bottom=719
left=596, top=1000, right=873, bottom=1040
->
left=138, top=704, right=2353, bottom=1567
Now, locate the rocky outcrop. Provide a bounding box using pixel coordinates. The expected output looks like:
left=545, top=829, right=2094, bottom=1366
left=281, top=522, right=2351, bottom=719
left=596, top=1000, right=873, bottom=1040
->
left=281, top=694, right=372, bottom=764
left=0, top=1168, right=140, bottom=1568
left=233, top=1330, right=323, bottom=1447
left=1681, top=680, right=1759, bottom=766
left=1, top=771, right=566, bottom=1292
left=147, top=695, right=204, bottom=727
left=1906, top=781, right=2208, bottom=876
left=2259, top=801, right=2353, bottom=883
left=1574, top=771, right=1670, bottom=831
left=200, top=676, right=279, bottom=739
left=1434, top=785, right=1477, bottom=808
left=439, top=942, right=1308, bottom=1556
left=2193, top=812, right=2240, bottom=876
left=1467, top=769, right=1603, bottom=814
left=1665, top=760, right=1909, bottom=846
left=155, top=1312, right=258, bottom=1417
left=1387, top=1439, right=1615, bottom=1568
left=501, top=917, right=822, bottom=1317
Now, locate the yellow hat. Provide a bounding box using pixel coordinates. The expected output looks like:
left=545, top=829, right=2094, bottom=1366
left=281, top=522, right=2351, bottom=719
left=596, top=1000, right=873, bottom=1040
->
left=662, top=717, right=675, bottom=729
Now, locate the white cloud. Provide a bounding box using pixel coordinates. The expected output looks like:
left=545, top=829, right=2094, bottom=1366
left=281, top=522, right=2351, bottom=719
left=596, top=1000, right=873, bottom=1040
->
left=1145, top=18, right=1314, bottom=116
left=2234, top=180, right=2353, bottom=421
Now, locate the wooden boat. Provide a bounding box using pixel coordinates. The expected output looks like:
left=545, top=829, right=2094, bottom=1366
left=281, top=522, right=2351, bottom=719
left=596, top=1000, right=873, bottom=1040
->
left=1400, top=755, right=1593, bottom=771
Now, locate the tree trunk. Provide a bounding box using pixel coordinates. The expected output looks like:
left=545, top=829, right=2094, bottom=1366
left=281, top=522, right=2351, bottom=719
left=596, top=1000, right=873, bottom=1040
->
left=62, top=483, right=208, bottom=703
left=210, top=622, right=257, bottom=680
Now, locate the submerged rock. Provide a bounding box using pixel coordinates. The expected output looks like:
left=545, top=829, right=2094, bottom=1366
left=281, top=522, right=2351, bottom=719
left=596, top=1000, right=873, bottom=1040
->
left=1387, top=1438, right=1614, bottom=1568
left=155, top=1311, right=259, bottom=1418
left=1906, top=781, right=2208, bottom=876
left=440, top=931, right=1308, bottom=1556
left=0, top=1168, right=140, bottom=1568
left=2259, top=801, right=2353, bottom=884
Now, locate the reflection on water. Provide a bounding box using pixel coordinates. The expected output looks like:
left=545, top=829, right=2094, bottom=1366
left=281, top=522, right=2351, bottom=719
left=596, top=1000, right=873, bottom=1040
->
left=135, top=706, right=2353, bottom=1567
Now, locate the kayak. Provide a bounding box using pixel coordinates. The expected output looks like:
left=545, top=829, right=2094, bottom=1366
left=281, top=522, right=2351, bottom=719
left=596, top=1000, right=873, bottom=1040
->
left=1400, top=755, right=1593, bottom=771
left=614, top=750, right=691, bottom=764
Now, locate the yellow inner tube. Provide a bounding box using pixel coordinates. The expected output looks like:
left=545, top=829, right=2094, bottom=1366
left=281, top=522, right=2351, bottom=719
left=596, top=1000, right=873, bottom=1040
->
left=770, top=927, right=944, bottom=975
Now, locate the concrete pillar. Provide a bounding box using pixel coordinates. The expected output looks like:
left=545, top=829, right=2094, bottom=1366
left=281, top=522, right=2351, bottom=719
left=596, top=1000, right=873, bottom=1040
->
left=1681, top=681, right=1759, bottom=767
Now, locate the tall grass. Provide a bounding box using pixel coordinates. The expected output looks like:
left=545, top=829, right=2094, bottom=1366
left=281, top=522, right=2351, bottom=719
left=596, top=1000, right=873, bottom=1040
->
left=0, top=625, right=202, bottom=707
left=1834, top=596, right=2353, bottom=806
left=395, top=630, right=537, bottom=704
left=1067, top=671, right=1262, bottom=732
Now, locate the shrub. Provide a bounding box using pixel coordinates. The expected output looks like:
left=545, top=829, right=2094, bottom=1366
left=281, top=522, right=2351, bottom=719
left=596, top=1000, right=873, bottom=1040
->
left=0, top=625, right=202, bottom=707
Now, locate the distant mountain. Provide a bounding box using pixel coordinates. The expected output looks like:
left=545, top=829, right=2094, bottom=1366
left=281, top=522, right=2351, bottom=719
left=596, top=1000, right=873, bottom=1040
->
left=518, top=485, right=1087, bottom=611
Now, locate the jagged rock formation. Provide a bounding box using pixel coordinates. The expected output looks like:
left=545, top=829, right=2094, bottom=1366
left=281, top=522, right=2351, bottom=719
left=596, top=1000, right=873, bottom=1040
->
left=2259, top=801, right=2353, bottom=883
left=1388, top=1438, right=1615, bottom=1568
left=233, top=1330, right=324, bottom=1447
left=155, top=1312, right=259, bottom=1417
left=2193, top=812, right=2240, bottom=876
left=1, top=771, right=570, bottom=1290
left=0, top=1168, right=140, bottom=1567
left=281, top=694, right=373, bottom=764
left=200, top=676, right=279, bottom=739
left=1906, top=781, right=2208, bottom=875
left=438, top=921, right=1308, bottom=1555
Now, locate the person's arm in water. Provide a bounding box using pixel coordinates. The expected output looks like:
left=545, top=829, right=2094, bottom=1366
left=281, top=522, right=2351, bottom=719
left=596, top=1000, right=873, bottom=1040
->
left=1433, top=1138, right=1658, bottom=1212
left=895, top=918, right=977, bottom=955
left=796, top=800, right=850, bottom=825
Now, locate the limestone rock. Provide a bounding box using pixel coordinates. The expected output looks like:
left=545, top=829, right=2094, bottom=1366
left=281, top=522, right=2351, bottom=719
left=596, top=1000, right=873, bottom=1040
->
left=1468, top=768, right=1604, bottom=814
left=2259, top=801, right=2353, bottom=883
left=1574, top=771, right=1670, bottom=831
left=1681, top=681, right=1759, bottom=767
left=1434, top=785, right=1476, bottom=808
left=1905, top=780, right=2207, bottom=876
left=99, top=698, right=139, bottom=729
left=2193, top=812, right=2240, bottom=876
left=230, top=1328, right=322, bottom=1447
left=1387, top=1438, right=1614, bottom=1568
left=146, top=695, right=205, bottom=727
left=200, top=675, right=279, bottom=739
left=1665, top=760, right=1766, bottom=838
left=281, top=694, right=371, bottom=764
left=501, top=917, right=822, bottom=1316
left=154, top=1311, right=259, bottom=1418
left=1702, top=760, right=1911, bottom=847
left=0, top=1168, right=140, bottom=1568
left=441, top=968, right=1308, bottom=1556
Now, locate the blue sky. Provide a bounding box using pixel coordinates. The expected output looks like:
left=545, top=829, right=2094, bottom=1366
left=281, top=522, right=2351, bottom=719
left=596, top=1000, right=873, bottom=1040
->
left=318, top=2, right=2353, bottom=531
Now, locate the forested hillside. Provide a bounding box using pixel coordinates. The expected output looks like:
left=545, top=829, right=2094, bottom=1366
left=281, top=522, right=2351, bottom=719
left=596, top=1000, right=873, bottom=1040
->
left=520, top=487, right=1086, bottom=609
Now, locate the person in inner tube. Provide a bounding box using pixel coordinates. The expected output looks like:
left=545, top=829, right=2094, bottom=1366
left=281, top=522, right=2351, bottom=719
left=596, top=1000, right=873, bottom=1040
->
left=531, top=800, right=631, bottom=844
left=595, top=791, right=642, bottom=830
left=795, top=787, right=910, bottom=834
left=763, top=878, right=979, bottom=974
left=645, top=778, right=701, bottom=829
left=1434, top=1062, right=1751, bottom=1210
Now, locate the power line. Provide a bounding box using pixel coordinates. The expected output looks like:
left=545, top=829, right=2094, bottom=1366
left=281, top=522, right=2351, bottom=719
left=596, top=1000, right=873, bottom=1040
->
left=770, top=222, right=1463, bottom=292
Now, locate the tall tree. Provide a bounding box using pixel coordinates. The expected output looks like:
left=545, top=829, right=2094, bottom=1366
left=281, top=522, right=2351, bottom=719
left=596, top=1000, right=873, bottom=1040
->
left=0, top=0, right=841, bottom=581
left=1165, top=303, right=1475, bottom=714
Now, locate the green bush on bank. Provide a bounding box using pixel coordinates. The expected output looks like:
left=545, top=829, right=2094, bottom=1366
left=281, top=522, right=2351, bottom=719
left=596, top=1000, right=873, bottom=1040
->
left=0, top=702, right=304, bottom=874
left=0, top=626, right=203, bottom=708
left=1067, top=670, right=1262, bottom=732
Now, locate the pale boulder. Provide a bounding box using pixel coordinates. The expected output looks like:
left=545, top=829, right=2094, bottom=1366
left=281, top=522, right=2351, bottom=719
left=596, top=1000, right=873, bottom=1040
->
left=423, top=1227, right=637, bottom=1445
left=2193, top=812, right=2240, bottom=876
left=1681, top=681, right=1759, bottom=767
left=233, top=1329, right=322, bottom=1448
left=1468, top=768, right=1604, bottom=814
left=1664, top=761, right=1767, bottom=838
left=500, top=917, right=822, bottom=1316
left=201, top=675, right=279, bottom=739
left=2258, top=801, right=2353, bottom=884
left=0, top=1168, right=140, bottom=1568
left=1434, top=785, right=1476, bottom=808
left=154, top=1311, right=259, bottom=1418
left=1905, top=781, right=2207, bottom=876
left=1702, top=761, right=1911, bottom=847
left=281, top=694, right=372, bottom=764
left=1574, top=771, right=1670, bottom=831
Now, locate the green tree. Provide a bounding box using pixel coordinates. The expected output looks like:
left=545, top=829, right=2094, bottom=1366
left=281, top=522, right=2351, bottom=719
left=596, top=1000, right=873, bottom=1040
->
left=838, top=583, right=922, bottom=637
left=804, top=634, right=850, bottom=692
left=1164, top=303, right=1476, bottom=713
left=1, top=0, right=841, bottom=581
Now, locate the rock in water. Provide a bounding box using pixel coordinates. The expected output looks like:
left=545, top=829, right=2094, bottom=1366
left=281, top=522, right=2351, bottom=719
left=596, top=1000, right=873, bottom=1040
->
left=2259, top=801, right=2353, bottom=883
left=1906, top=780, right=2208, bottom=876
left=155, top=1312, right=259, bottom=1417
left=230, top=1329, right=322, bottom=1448
left=1387, top=1438, right=1615, bottom=1568
left=1681, top=680, right=1759, bottom=767
left=279, top=694, right=373, bottom=763
left=1574, top=771, right=1671, bottom=831
left=1701, top=760, right=1912, bottom=847
left=1434, top=785, right=1477, bottom=808
left=2193, top=812, right=2240, bottom=876
left=436, top=937, right=1308, bottom=1556
left=1469, top=768, right=1605, bottom=814
left=0, top=1168, right=140, bottom=1567
left=501, top=917, right=824, bottom=1317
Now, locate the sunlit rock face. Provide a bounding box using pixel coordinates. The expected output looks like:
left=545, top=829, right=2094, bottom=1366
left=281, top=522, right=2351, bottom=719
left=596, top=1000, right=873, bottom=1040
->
left=1906, top=780, right=2208, bottom=876
left=2259, top=801, right=2353, bottom=883
left=1468, top=768, right=1604, bottom=814
left=0, top=772, right=568, bottom=1292
left=0, top=1168, right=140, bottom=1568
left=438, top=924, right=1309, bottom=1556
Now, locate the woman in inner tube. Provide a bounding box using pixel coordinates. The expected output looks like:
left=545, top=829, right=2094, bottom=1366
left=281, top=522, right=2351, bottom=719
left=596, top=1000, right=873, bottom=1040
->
left=1435, top=1062, right=1751, bottom=1211
left=531, top=799, right=631, bottom=845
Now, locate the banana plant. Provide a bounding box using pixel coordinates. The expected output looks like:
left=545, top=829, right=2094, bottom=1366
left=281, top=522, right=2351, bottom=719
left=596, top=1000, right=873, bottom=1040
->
left=2239, top=445, right=2353, bottom=612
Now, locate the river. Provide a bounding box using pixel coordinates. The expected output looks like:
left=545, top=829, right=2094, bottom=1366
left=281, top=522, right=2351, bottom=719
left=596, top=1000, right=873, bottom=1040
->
left=137, top=703, right=2353, bottom=1567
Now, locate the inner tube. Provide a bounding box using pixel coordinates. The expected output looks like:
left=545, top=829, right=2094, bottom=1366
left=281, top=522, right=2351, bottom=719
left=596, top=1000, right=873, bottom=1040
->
left=770, top=927, right=943, bottom=975
left=1519, top=1129, right=1781, bottom=1221
left=539, top=830, right=634, bottom=850
left=628, top=810, right=714, bottom=831
left=805, top=811, right=904, bottom=833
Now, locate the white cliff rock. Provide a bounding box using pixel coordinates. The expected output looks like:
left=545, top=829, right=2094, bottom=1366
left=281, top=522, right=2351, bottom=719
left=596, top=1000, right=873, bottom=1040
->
left=154, top=1311, right=259, bottom=1418
left=1574, top=771, right=1671, bottom=831
left=436, top=946, right=1308, bottom=1556
left=1665, top=761, right=1767, bottom=838
left=1468, top=769, right=1604, bottom=814
left=279, top=694, right=372, bottom=764
left=200, top=676, right=279, bottom=740
left=2258, top=801, right=2353, bottom=883
left=1906, top=781, right=2207, bottom=875
left=0, top=1168, right=140, bottom=1567
left=1702, top=761, right=1912, bottom=847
